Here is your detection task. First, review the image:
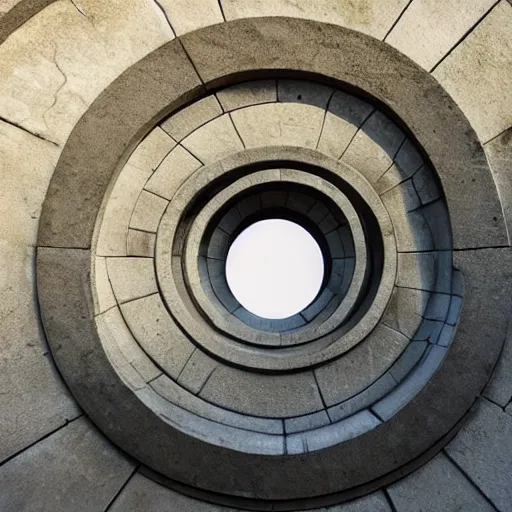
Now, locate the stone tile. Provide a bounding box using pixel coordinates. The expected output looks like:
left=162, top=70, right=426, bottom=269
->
left=96, top=307, right=161, bottom=382
left=412, top=319, right=444, bottom=344
left=446, top=398, right=512, bottom=511
left=372, top=345, right=447, bottom=420
left=421, top=199, right=452, bottom=251
left=446, top=295, right=463, bottom=326
left=391, top=209, right=434, bottom=253
left=389, top=341, right=428, bottom=383
left=0, top=124, right=79, bottom=463
left=484, top=322, right=512, bottom=407
left=92, top=256, right=117, bottom=314
left=437, top=323, right=456, bottom=347
left=129, top=190, right=168, bottom=233
left=317, top=90, right=373, bottom=159
left=181, top=113, right=244, bottom=164
left=220, top=0, right=410, bottom=40
left=157, top=0, right=224, bottom=36
left=316, top=324, right=409, bottom=406
left=206, top=258, right=239, bottom=312
left=485, top=127, right=512, bottom=242
left=413, top=165, right=441, bottom=205
left=177, top=349, right=218, bottom=394
left=109, top=472, right=236, bottom=511
left=287, top=411, right=381, bottom=455
left=161, top=95, right=223, bottom=141
left=127, top=229, right=156, bottom=258
left=200, top=366, right=324, bottom=417
left=0, top=417, right=134, bottom=512
left=381, top=179, right=420, bottom=213
left=278, top=79, right=333, bottom=108
left=128, top=127, right=176, bottom=172
left=382, top=287, right=429, bottom=339
left=0, top=0, right=174, bottom=144
left=260, top=190, right=288, bottom=209
left=396, top=252, right=436, bottom=291
left=387, top=452, right=495, bottom=512
left=121, top=294, right=195, bottom=380
left=286, top=191, right=316, bottom=214
left=285, top=411, right=330, bottom=434
left=424, top=292, right=451, bottom=322
left=216, top=79, right=277, bottom=111
left=231, top=102, right=325, bottom=149
left=342, top=111, right=404, bottom=184
left=96, top=162, right=153, bottom=256
left=386, top=0, right=495, bottom=71
left=145, top=144, right=202, bottom=200
left=433, top=1, right=512, bottom=142
left=106, top=257, right=157, bottom=303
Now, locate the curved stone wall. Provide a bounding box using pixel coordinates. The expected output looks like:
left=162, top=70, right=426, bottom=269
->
left=1, top=2, right=511, bottom=511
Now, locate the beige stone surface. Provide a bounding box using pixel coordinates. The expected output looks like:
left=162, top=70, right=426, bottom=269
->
left=231, top=102, right=325, bottom=149
left=128, top=127, right=176, bottom=172
left=387, top=0, right=495, bottom=70
left=130, top=190, right=168, bottom=233
left=157, top=0, right=224, bottom=36
left=181, top=113, right=244, bottom=164
left=161, top=95, right=223, bottom=141
left=0, top=0, right=174, bottom=145
left=220, top=0, right=410, bottom=39
left=216, top=80, right=277, bottom=112
left=106, top=257, right=157, bottom=303
left=127, top=229, right=156, bottom=257
left=96, top=163, right=152, bottom=257
left=0, top=120, right=80, bottom=463
left=433, top=1, right=512, bottom=142
left=317, top=91, right=373, bottom=159
left=145, top=144, right=202, bottom=200
left=342, top=111, right=405, bottom=184
left=92, top=256, right=116, bottom=314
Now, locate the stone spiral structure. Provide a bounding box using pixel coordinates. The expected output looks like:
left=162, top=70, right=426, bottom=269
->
left=1, top=1, right=511, bottom=511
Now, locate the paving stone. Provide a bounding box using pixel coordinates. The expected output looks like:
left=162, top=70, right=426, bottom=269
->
left=200, top=366, right=324, bottom=417
left=434, top=251, right=453, bottom=294
left=93, top=256, right=117, bottom=314
left=484, top=322, right=512, bottom=407
left=387, top=452, right=495, bottom=512
left=96, top=307, right=160, bottom=382
left=328, top=373, right=397, bottom=422
left=316, top=324, right=409, bottom=406
left=129, top=190, right=168, bottom=233
left=220, top=0, right=410, bottom=39
left=485, top=127, right=512, bottom=242
left=342, top=111, right=405, bottom=184
left=382, top=287, right=429, bottom=339
left=424, top=292, right=451, bottom=322
left=396, top=252, right=436, bottom=291
left=157, top=0, right=224, bottom=36
left=278, top=79, right=333, bottom=109
left=96, top=162, right=153, bottom=256
left=386, top=0, right=495, bottom=71
left=0, top=0, right=173, bottom=145
left=231, top=102, right=325, bottom=149
left=437, top=322, right=456, bottom=347
left=177, top=349, right=218, bottom=394
left=286, top=410, right=381, bottom=454
left=127, top=229, right=156, bottom=258
left=317, top=90, right=373, bottom=159
left=109, top=472, right=236, bottom=512
left=387, top=207, right=434, bottom=252
left=285, top=411, right=331, bottom=434
left=433, top=1, right=512, bottom=142
left=106, top=257, right=157, bottom=303
left=413, top=165, right=441, bottom=204
left=120, top=294, right=195, bottom=380
left=216, top=79, right=277, bottom=111
left=161, top=95, right=222, bottom=141
left=145, top=144, right=202, bottom=200
left=446, top=295, right=463, bottom=326
left=413, top=319, right=444, bottom=344
left=421, top=199, right=452, bottom=251
left=128, top=126, right=176, bottom=172
left=381, top=179, right=420, bottom=213
left=446, top=398, right=512, bottom=511
left=372, top=345, right=447, bottom=420
left=181, top=113, right=244, bottom=164
left=0, top=417, right=134, bottom=512
left=389, top=341, right=428, bottom=383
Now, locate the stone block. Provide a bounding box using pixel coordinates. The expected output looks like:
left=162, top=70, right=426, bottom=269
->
left=106, top=257, right=157, bottom=303
left=129, top=190, right=168, bottom=233
left=157, top=0, right=224, bottom=36
left=413, top=165, right=441, bottom=205
left=285, top=411, right=330, bottom=434
left=128, top=126, right=176, bottom=172
left=389, top=341, right=428, bottom=382
left=396, top=252, right=436, bottom=291
left=216, top=79, right=277, bottom=111
left=278, top=79, right=333, bottom=109
left=92, top=256, right=116, bottom=314
left=177, top=349, right=218, bottom=394
left=484, top=322, right=512, bottom=407
left=127, top=229, right=156, bottom=258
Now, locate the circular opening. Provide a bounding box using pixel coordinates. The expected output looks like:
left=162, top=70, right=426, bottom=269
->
left=226, top=219, right=324, bottom=319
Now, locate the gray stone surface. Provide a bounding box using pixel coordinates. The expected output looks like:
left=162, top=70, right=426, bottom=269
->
left=446, top=398, right=512, bottom=511
left=0, top=417, right=134, bottom=512
left=129, top=190, right=168, bottom=233
left=484, top=321, right=512, bottom=407
left=216, top=79, right=277, bottom=111
left=177, top=349, right=218, bottom=394
left=387, top=452, right=495, bottom=512
left=396, top=252, right=436, bottom=291
left=278, top=79, right=332, bottom=108
left=389, top=341, right=428, bottom=383
left=285, top=411, right=330, bottom=434
left=200, top=366, right=324, bottom=417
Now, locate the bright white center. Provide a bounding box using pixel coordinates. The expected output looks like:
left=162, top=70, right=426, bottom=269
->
left=225, top=219, right=324, bottom=319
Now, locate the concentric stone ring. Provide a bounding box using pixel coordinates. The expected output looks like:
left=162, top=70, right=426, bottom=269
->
left=34, top=17, right=511, bottom=510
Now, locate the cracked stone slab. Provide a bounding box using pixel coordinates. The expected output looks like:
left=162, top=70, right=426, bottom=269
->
left=387, top=452, right=495, bottom=512
left=0, top=417, right=135, bottom=512
left=446, top=398, right=512, bottom=511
